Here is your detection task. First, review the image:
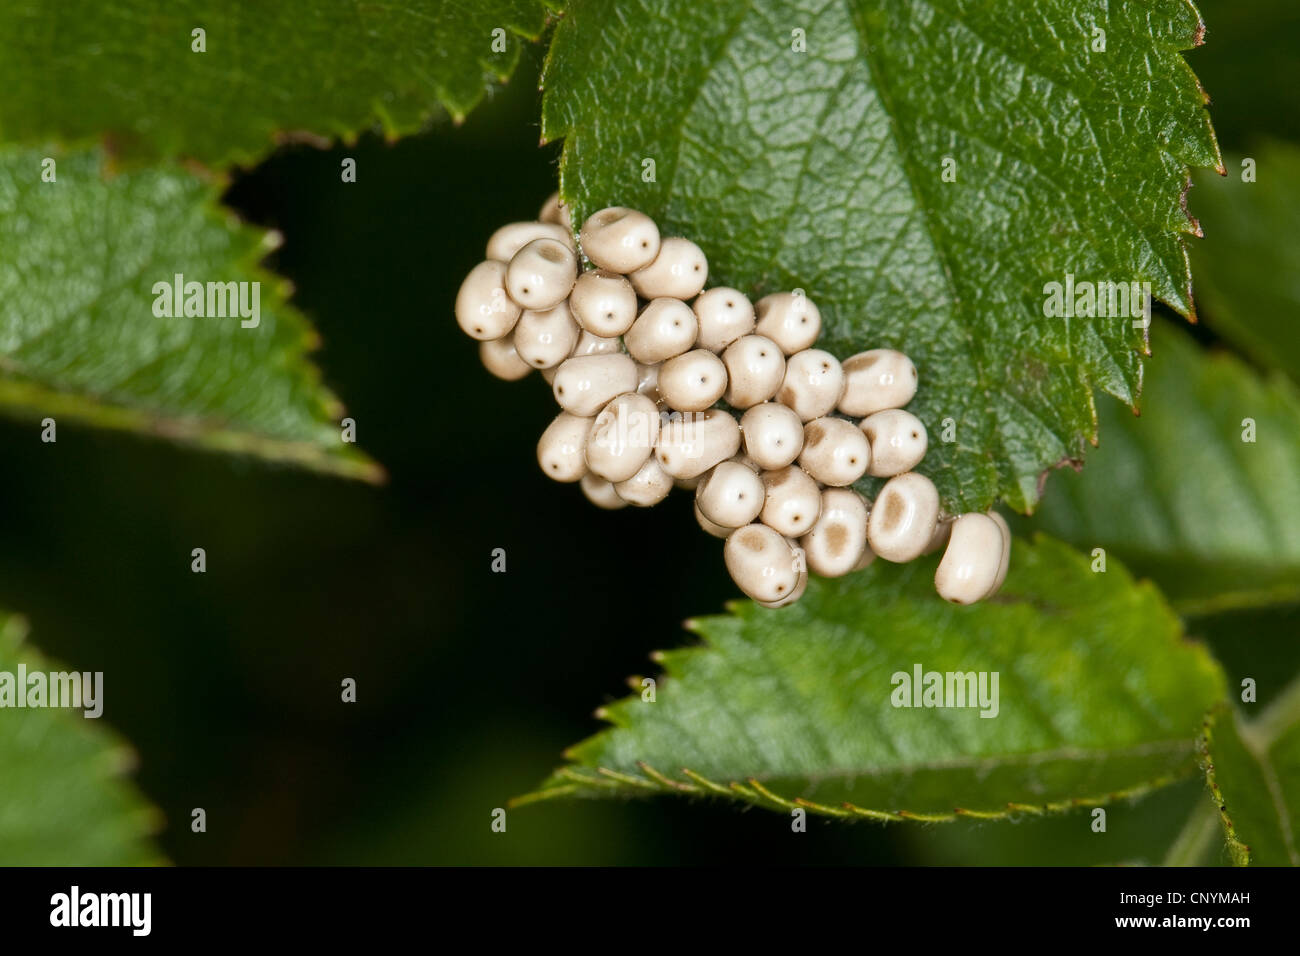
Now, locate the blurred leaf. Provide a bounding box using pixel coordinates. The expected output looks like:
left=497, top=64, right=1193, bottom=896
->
left=1191, top=604, right=1300, bottom=700
left=1192, top=0, right=1300, bottom=149
left=1191, top=143, right=1300, bottom=383
left=0, top=613, right=163, bottom=864
left=523, top=537, right=1225, bottom=821
left=1160, top=796, right=1229, bottom=866
left=0, top=146, right=380, bottom=480
left=0, top=0, right=557, bottom=166
left=902, top=778, right=1226, bottom=866
left=315, top=722, right=671, bottom=865
left=1202, top=681, right=1300, bottom=866
left=542, top=0, right=1220, bottom=513
left=1031, top=321, right=1300, bottom=615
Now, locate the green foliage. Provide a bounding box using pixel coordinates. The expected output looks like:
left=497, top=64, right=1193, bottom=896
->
left=542, top=0, right=1220, bottom=513
left=0, top=146, right=379, bottom=480
left=1032, top=322, right=1300, bottom=615
left=5, top=0, right=1292, bottom=869
left=524, top=537, right=1225, bottom=821
left=1191, top=143, right=1300, bottom=384
left=0, top=0, right=557, bottom=166
left=0, top=613, right=162, bottom=865
left=1202, top=679, right=1300, bottom=866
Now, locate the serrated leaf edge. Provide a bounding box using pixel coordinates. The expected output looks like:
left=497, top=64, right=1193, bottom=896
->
left=511, top=755, right=1197, bottom=824
left=0, top=148, right=386, bottom=483
left=18, top=6, right=563, bottom=170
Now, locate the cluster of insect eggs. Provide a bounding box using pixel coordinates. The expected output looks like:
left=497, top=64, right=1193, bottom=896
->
left=455, top=195, right=1009, bottom=606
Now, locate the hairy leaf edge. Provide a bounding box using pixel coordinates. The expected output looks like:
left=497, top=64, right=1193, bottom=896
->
left=517, top=534, right=1227, bottom=822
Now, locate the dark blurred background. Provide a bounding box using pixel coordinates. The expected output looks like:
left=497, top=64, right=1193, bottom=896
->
left=0, top=2, right=1289, bottom=865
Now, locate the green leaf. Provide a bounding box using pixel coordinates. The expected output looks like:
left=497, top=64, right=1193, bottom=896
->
left=1031, top=321, right=1300, bottom=616
left=0, top=1, right=557, bottom=166
left=0, top=146, right=381, bottom=481
left=541, top=0, right=1220, bottom=513
left=1191, top=143, right=1300, bottom=384
left=521, top=537, right=1225, bottom=821
left=0, top=613, right=163, bottom=865
left=1202, top=679, right=1300, bottom=866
